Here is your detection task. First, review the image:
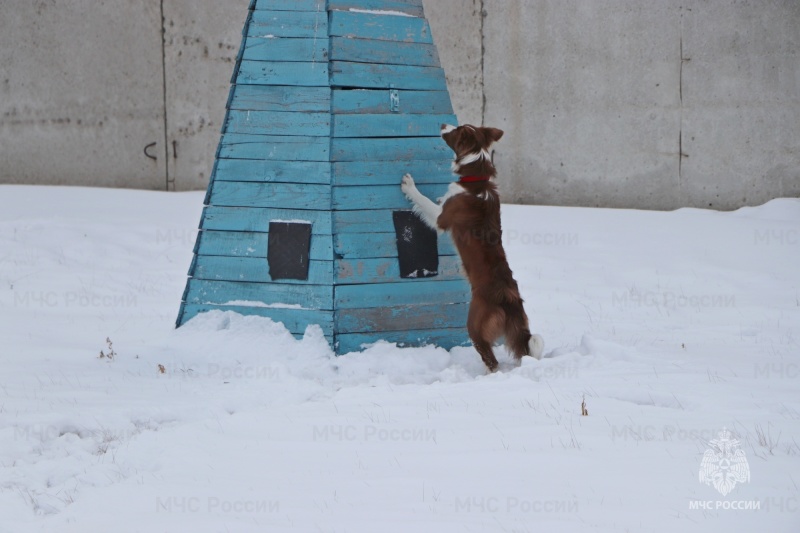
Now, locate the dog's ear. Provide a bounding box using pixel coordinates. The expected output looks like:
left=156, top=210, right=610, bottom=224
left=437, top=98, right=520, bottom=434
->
left=484, top=127, right=504, bottom=144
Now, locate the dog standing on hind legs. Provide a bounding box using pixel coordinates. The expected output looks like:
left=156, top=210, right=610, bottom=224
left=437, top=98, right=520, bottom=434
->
left=401, top=123, right=544, bottom=372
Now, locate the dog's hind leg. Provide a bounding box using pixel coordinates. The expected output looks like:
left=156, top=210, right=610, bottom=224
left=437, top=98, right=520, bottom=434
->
left=504, top=307, right=544, bottom=361
left=504, top=307, right=532, bottom=360
left=471, top=336, right=499, bottom=372
left=506, top=329, right=532, bottom=361
left=468, top=299, right=503, bottom=372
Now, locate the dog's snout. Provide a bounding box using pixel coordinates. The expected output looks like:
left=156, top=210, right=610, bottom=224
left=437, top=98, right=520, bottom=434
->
left=440, top=124, right=456, bottom=135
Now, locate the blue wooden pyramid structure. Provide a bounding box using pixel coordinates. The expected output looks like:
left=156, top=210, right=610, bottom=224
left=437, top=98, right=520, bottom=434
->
left=176, top=0, right=471, bottom=354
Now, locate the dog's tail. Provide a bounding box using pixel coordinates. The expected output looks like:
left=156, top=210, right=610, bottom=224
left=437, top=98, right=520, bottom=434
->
left=529, top=334, right=544, bottom=360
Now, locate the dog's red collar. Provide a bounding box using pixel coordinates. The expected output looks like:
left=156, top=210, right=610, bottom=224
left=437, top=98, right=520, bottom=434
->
left=458, top=175, right=491, bottom=183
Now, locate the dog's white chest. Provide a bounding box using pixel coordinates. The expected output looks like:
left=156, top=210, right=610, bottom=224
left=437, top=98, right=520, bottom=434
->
left=438, top=182, right=467, bottom=205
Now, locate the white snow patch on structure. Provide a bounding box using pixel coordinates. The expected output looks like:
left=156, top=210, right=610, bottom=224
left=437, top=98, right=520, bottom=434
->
left=347, top=8, right=415, bottom=17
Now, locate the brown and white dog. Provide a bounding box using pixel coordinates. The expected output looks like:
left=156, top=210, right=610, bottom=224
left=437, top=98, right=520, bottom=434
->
left=401, top=124, right=544, bottom=372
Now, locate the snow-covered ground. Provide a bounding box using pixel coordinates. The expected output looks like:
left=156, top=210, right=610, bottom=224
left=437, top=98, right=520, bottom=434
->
left=1, top=185, right=798, bottom=532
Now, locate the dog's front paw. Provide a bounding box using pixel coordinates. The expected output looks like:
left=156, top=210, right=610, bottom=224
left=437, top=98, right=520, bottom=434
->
left=401, top=173, right=416, bottom=195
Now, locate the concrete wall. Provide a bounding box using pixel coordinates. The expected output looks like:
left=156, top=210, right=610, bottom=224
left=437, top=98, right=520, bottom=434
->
left=480, top=0, right=800, bottom=209
left=0, top=0, right=247, bottom=191
left=161, top=1, right=247, bottom=190
left=1, top=0, right=798, bottom=210
left=0, top=0, right=167, bottom=189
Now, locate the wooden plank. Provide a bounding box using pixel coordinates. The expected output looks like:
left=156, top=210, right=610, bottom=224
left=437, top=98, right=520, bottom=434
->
left=336, top=327, right=471, bottom=354
left=333, top=183, right=447, bottom=210
left=333, top=217, right=463, bottom=265
left=332, top=159, right=453, bottom=186
left=333, top=209, right=400, bottom=233
left=201, top=207, right=333, bottom=234
left=227, top=85, right=330, bottom=113
left=331, top=61, right=447, bottom=90
left=335, top=279, right=470, bottom=309
left=331, top=137, right=451, bottom=161
left=183, top=279, right=334, bottom=310
left=219, top=134, right=329, bottom=161
left=224, top=110, right=330, bottom=136
left=193, top=256, right=334, bottom=285
left=330, top=37, right=439, bottom=67
left=209, top=181, right=331, bottom=210
left=212, top=159, right=331, bottom=185
left=329, top=10, right=431, bottom=43
left=335, top=302, right=468, bottom=334
left=328, top=0, right=424, bottom=18
left=196, top=230, right=334, bottom=260
left=248, top=10, right=328, bottom=39
left=253, top=0, right=327, bottom=11
left=236, top=60, right=329, bottom=86
left=332, top=89, right=453, bottom=115
left=336, top=255, right=464, bottom=284
left=180, top=303, right=334, bottom=337
left=333, top=113, right=456, bottom=138
left=242, top=37, right=328, bottom=63
left=334, top=232, right=457, bottom=258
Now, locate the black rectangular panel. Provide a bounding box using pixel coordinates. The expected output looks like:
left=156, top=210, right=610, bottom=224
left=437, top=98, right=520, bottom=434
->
left=268, top=221, right=312, bottom=281
left=392, top=210, right=439, bottom=279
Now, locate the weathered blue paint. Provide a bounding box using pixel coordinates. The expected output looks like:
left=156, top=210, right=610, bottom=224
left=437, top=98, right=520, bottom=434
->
left=328, top=10, right=431, bottom=43
left=243, top=37, right=328, bottom=63
left=224, top=110, right=330, bottom=136
left=248, top=10, right=328, bottom=39
left=333, top=208, right=414, bottom=234
left=197, top=230, right=334, bottom=260
left=332, top=89, right=453, bottom=115
left=333, top=113, right=457, bottom=138
left=209, top=181, right=331, bottom=210
left=335, top=280, right=470, bottom=309
left=331, top=137, right=451, bottom=162
left=218, top=134, right=330, bottom=161
left=213, top=159, right=331, bottom=185
left=236, top=61, right=329, bottom=86
left=201, top=207, right=334, bottom=234
left=184, top=279, right=334, bottom=310
left=332, top=159, right=452, bottom=186
left=228, top=85, right=330, bottom=113
left=330, top=61, right=446, bottom=90
left=332, top=183, right=447, bottom=210
left=335, top=302, right=468, bottom=334
left=336, top=255, right=463, bottom=284
left=334, top=232, right=457, bottom=259
left=177, top=0, right=472, bottom=355
left=330, top=37, right=439, bottom=67
left=193, top=256, right=335, bottom=285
